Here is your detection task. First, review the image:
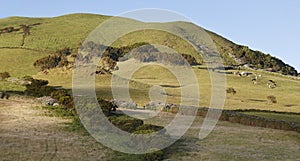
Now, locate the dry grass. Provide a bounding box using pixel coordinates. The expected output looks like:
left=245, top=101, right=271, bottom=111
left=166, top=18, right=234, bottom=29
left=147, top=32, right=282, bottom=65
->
left=145, top=113, right=300, bottom=161
left=34, top=61, right=300, bottom=113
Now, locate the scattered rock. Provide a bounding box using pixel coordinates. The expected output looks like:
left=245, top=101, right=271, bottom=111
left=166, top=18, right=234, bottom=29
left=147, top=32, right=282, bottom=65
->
left=37, top=96, right=58, bottom=106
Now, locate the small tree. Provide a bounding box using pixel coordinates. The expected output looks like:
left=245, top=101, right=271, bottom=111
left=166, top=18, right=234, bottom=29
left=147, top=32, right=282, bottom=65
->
left=267, top=95, right=277, bottom=104
left=0, top=72, right=11, bottom=80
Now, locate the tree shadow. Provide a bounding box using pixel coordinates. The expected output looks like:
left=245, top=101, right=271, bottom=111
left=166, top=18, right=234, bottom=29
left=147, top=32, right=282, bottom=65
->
left=284, top=104, right=298, bottom=107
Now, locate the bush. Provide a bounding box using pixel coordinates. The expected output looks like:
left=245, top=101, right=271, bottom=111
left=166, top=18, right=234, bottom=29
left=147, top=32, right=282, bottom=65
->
left=226, top=87, right=237, bottom=95
left=0, top=72, right=11, bottom=80
left=98, top=98, right=118, bottom=115
left=51, top=89, right=68, bottom=100
left=108, top=115, right=144, bottom=133
left=181, top=54, right=199, bottom=65
left=144, top=149, right=164, bottom=161
left=50, top=89, right=75, bottom=109
left=136, top=124, right=164, bottom=132
left=59, top=96, right=74, bottom=108
left=25, top=78, right=55, bottom=97
left=267, top=95, right=277, bottom=104
left=33, top=48, right=71, bottom=71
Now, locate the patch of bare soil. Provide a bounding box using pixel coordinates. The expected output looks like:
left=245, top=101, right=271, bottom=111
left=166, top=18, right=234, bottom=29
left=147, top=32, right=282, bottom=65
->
left=0, top=96, right=111, bottom=161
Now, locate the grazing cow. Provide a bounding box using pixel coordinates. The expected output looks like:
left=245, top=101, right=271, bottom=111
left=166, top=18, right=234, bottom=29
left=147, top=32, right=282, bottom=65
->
left=164, top=103, right=173, bottom=112
left=240, top=71, right=253, bottom=77
left=258, top=74, right=262, bottom=79
left=269, top=80, right=276, bottom=84
left=267, top=80, right=277, bottom=89
left=253, top=74, right=262, bottom=80
left=234, top=71, right=240, bottom=76
left=252, top=78, right=257, bottom=85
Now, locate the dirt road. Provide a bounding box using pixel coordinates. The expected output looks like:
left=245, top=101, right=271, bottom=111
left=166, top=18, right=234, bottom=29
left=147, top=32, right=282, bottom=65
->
left=0, top=97, right=110, bottom=161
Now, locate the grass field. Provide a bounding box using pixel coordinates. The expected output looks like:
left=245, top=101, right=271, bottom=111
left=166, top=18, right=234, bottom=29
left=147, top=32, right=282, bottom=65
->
left=0, top=48, right=48, bottom=77
left=0, top=14, right=109, bottom=52
left=1, top=13, right=299, bottom=118
left=33, top=59, right=300, bottom=113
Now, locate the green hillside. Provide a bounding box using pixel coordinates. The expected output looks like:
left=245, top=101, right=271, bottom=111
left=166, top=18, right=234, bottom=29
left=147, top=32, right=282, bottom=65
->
left=0, top=49, right=48, bottom=77
left=207, top=30, right=298, bottom=75
left=0, top=13, right=298, bottom=75
left=0, top=13, right=299, bottom=161
left=0, top=14, right=109, bottom=52
left=0, top=13, right=299, bottom=113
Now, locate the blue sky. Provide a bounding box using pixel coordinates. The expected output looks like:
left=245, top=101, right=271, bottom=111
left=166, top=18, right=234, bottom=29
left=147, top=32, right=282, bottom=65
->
left=1, top=0, right=299, bottom=71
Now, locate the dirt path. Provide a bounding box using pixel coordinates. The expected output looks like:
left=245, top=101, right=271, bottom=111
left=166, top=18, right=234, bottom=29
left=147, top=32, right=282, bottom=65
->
left=0, top=97, right=111, bottom=161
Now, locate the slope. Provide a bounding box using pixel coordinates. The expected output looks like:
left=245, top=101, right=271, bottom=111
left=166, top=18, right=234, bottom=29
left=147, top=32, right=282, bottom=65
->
left=0, top=13, right=298, bottom=75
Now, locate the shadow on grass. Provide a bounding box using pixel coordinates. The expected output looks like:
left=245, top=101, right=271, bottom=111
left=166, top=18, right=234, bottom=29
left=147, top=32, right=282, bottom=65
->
left=284, top=104, right=298, bottom=107
left=160, top=85, right=181, bottom=88
left=246, top=99, right=267, bottom=102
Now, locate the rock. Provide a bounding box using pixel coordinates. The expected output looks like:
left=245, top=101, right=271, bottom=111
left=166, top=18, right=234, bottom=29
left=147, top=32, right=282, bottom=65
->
left=37, top=96, right=57, bottom=106
left=53, top=103, right=60, bottom=106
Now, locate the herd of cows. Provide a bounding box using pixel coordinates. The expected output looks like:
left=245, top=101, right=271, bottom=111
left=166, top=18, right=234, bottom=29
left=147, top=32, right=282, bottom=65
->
left=233, top=71, right=277, bottom=89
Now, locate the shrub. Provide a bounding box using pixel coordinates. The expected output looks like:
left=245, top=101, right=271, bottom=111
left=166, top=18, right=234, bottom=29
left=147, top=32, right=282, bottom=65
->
left=51, top=89, right=68, bottom=100
left=0, top=72, right=11, bottom=80
left=226, top=87, right=237, bottom=95
left=136, top=124, right=164, bottom=132
left=59, top=96, right=74, bottom=108
left=181, top=54, right=198, bottom=65
left=33, top=48, right=71, bottom=71
left=144, top=149, right=164, bottom=161
left=108, top=115, right=144, bottom=133
left=98, top=98, right=118, bottom=115
left=25, top=78, right=55, bottom=97
left=267, top=95, right=277, bottom=104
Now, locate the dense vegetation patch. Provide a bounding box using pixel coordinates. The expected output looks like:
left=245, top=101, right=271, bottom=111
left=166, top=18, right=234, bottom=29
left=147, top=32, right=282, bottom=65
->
left=208, top=31, right=298, bottom=76
left=33, top=48, right=71, bottom=71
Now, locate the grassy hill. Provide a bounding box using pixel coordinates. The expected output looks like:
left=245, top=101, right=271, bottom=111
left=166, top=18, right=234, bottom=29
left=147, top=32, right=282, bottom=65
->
left=0, top=13, right=299, bottom=113
left=0, top=13, right=298, bottom=75
left=0, top=14, right=109, bottom=52
left=0, top=13, right=299, bottom=161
